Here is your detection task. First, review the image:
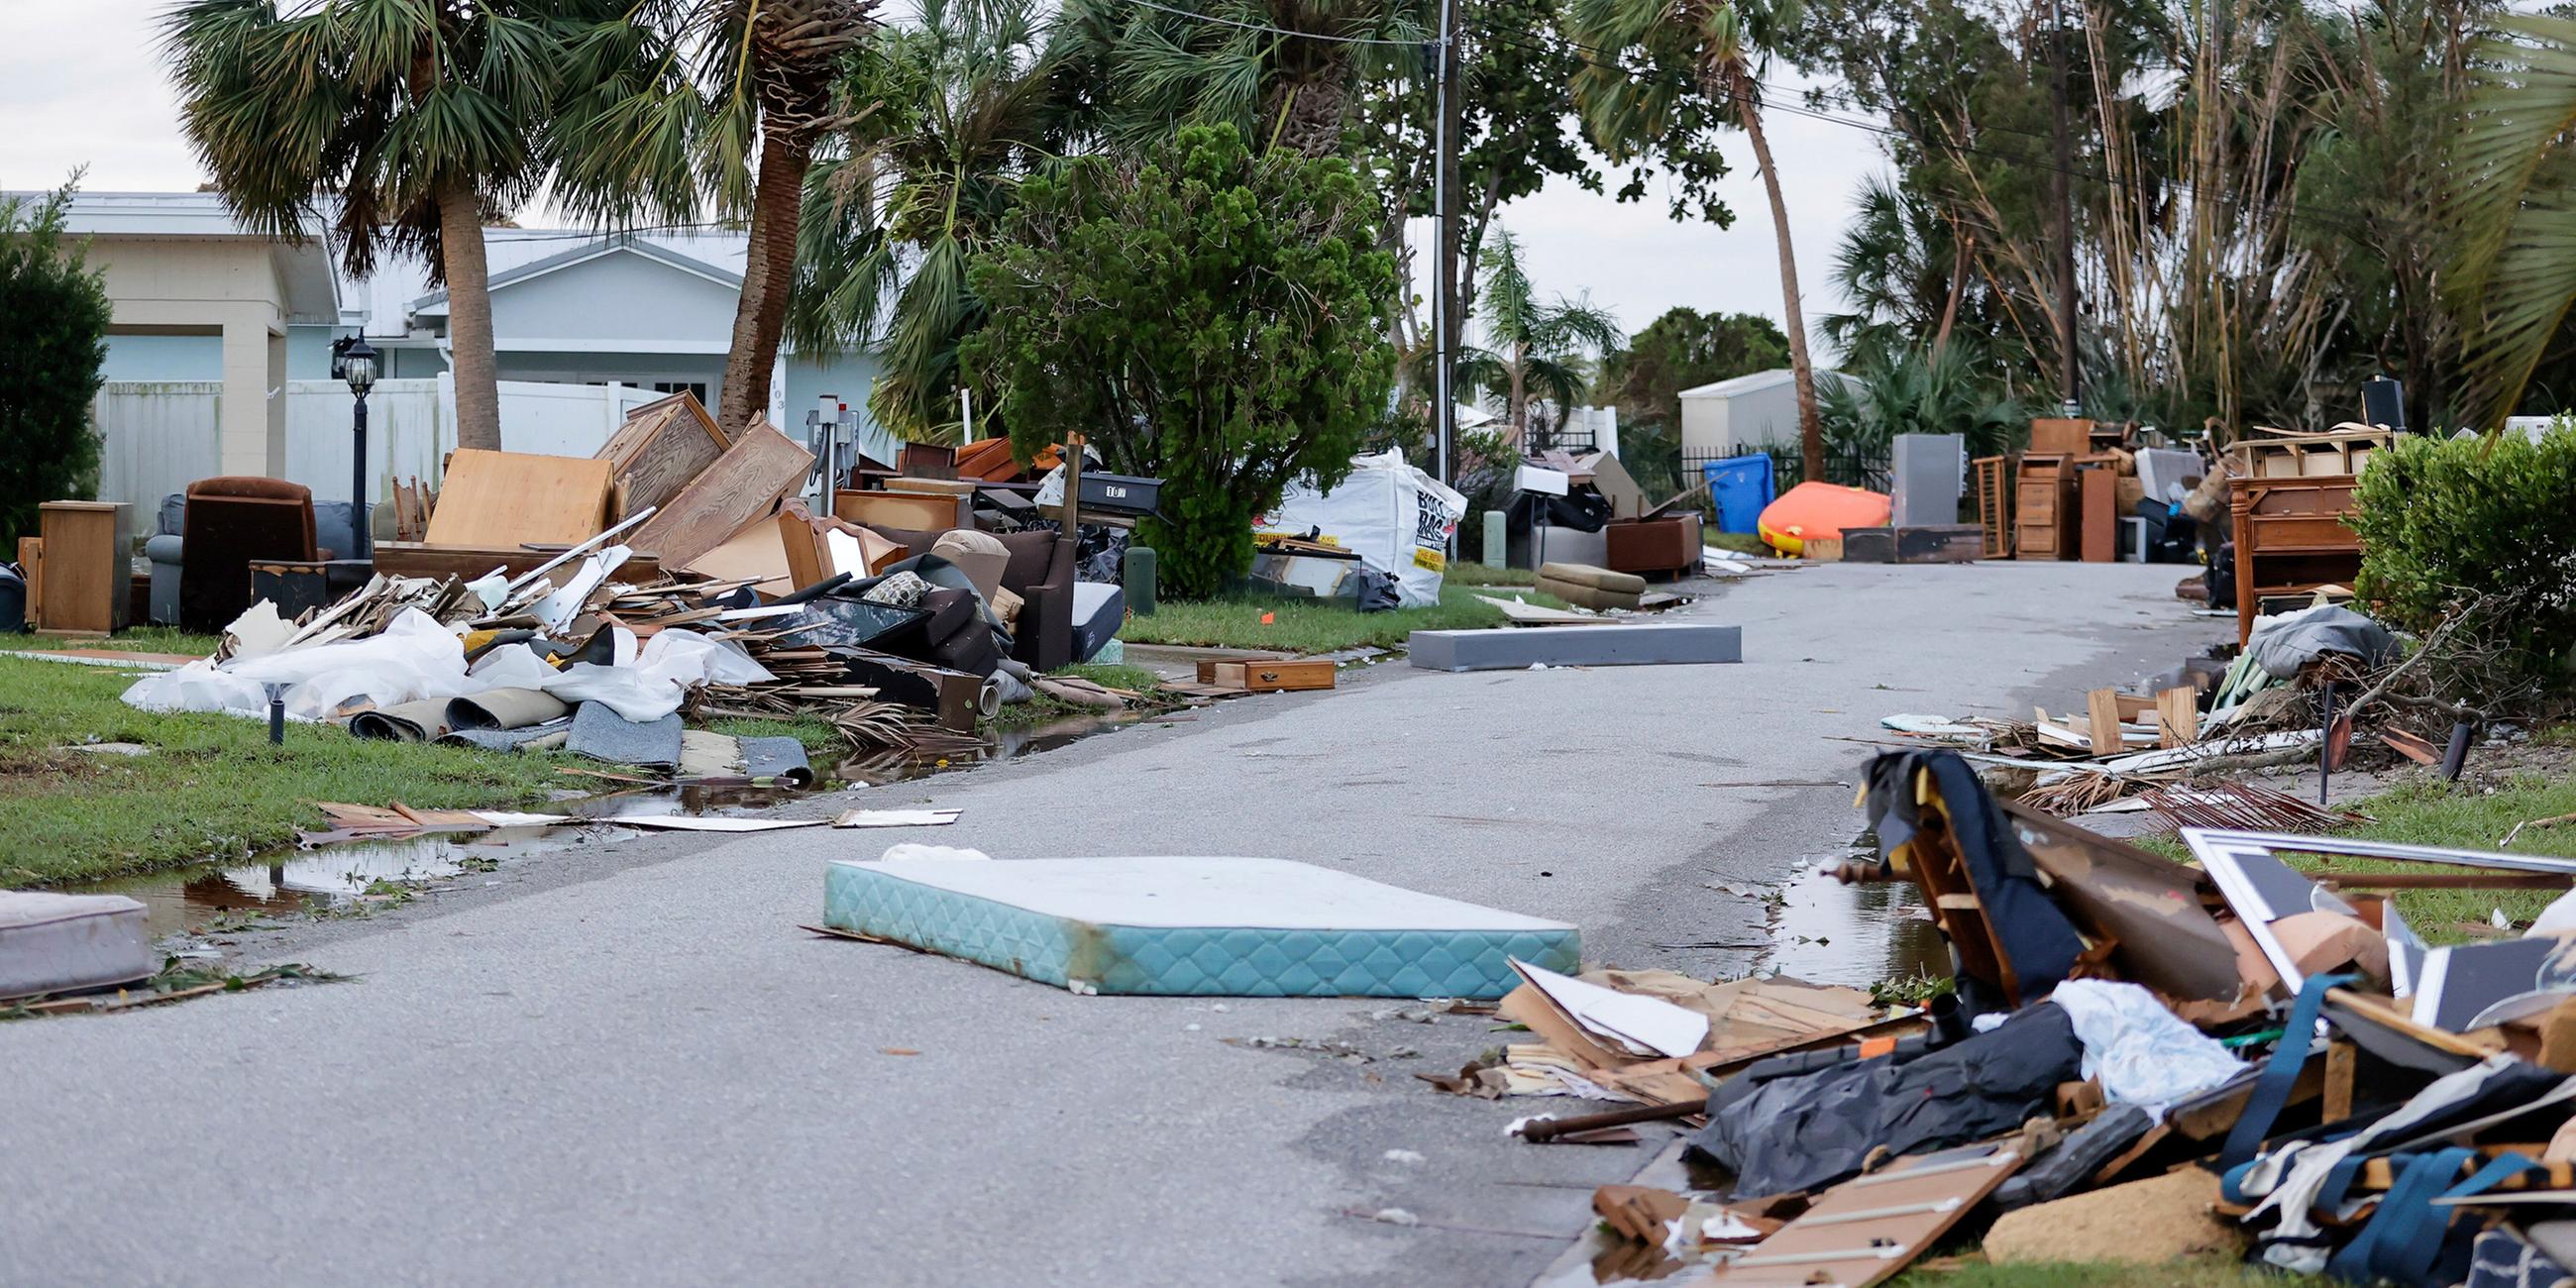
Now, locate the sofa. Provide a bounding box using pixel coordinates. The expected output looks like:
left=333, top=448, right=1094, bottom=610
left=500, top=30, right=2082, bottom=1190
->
left=855, top=522, right=1076, bottom=672
left=146, top=485, right=369, bottom=629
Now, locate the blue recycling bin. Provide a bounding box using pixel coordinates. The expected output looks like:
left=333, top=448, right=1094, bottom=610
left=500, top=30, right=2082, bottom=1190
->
left=1702, top=455, right=1776, bottom=534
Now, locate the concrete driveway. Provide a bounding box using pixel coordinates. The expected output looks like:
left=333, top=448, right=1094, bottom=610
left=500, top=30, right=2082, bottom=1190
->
left=0, top=560, right=2216, bottom=1287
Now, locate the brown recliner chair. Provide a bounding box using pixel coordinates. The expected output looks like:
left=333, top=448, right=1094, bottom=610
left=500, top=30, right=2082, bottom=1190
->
left=856, top=522, right=1077, bottom=672
left=180, top=477, right=316, bottom=633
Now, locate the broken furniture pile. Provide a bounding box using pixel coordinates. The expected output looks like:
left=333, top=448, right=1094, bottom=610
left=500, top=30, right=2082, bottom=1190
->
left=1978, top=417, right=2211, bottom=565
left=1498, top=750, right=2576, bottom=1286
left=118, top=393, right=1155, bottom=766
left=1878, top=597, right=2475, bottom=818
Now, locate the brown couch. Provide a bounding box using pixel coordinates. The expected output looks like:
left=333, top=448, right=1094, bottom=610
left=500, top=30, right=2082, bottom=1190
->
left=857, top=522, right=1077, bottom=672
left=180, top=477, right=317, bottom=633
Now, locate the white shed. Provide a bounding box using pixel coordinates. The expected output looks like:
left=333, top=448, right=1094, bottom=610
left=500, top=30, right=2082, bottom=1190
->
left=1677, top=369, right=1859, bottom=456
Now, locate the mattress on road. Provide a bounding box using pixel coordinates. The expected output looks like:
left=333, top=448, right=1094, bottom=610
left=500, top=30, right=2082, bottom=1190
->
left=823, top=855, right=1578, bottom=998
left=0, top=891, right=155, bottom=999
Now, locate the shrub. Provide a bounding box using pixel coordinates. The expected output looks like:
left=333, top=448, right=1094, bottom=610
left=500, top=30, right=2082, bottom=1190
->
left=0, top=181, right=109, bottom=544
left=2350, top=427, right=2576, bottom=678
left=967, top=125, right=1399, bottom=598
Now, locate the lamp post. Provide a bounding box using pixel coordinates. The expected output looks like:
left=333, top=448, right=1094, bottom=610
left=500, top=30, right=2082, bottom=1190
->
left=336, top=336, right=377, bottom=561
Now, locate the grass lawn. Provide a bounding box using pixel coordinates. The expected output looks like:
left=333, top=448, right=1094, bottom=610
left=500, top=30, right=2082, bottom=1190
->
left=2298, top=771, right=2576, bottom=936
left=2134, top=761, right=2576, bottom=938
left=1706, top=532, right=1771, bottom=557
left=0, top=655, right=577, bottom=888
left=15, top=626, right=221, bottom=657
left=1121, top=581, right=1567, bottom=652
left=1446, top=563, right=1539, bottom=587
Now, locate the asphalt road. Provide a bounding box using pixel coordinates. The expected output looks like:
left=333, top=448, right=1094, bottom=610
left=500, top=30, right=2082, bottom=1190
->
left=0, top=560, right=2217, bottom=1288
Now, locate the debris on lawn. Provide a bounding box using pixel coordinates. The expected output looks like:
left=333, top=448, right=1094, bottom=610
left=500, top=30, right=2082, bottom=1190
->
left=1464, top=748, right=2576, bottom=1284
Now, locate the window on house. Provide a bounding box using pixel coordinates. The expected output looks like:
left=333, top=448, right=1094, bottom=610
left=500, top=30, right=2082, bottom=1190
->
left=652, top=380, right=710, bottom=404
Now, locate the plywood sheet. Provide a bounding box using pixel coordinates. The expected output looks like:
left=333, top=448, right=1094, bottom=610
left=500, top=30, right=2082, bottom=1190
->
left=1702, top=1142, right=2023, bottom=1286
left=678, top=511, right=796, bottom=595
left=628, top=419, right=812, bottom=567
left=37, top=502, right=128, bottom=635
left=423, top=450, right=613, bottom=549
left=598, top=392, right=729, bottom=519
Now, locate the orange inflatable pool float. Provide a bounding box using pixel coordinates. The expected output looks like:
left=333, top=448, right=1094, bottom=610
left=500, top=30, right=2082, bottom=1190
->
left=1757, top=482, right=1891, bottom=556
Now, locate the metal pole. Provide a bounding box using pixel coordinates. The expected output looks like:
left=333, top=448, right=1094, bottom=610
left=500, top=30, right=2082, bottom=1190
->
left=352, top=391, right=371, bottom=561
left=1433, top=0, right=1461, bottom=486
left=2048, top=0, right=2081, bottom=416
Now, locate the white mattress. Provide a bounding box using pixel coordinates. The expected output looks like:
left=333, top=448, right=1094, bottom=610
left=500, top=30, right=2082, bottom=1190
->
left=0, top=892, right=155, bottom=999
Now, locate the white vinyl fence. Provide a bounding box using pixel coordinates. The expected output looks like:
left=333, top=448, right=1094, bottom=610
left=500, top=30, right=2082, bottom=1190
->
left=91, top=376, right=664, bottom=522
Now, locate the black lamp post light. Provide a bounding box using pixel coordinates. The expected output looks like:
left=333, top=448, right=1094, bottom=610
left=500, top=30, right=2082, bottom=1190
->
left=331, top=335, right=377, bottom=562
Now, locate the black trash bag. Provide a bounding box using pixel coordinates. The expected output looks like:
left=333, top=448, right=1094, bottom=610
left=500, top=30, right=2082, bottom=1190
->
left=1345, top=564, right=1401, bottom=613
left=1687, top=1003, right=2082, bottom=1199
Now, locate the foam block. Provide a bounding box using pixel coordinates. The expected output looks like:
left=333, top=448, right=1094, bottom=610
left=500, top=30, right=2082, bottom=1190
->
left=1408, top=622, right=1743, bottom=671
left=822, top=855, right=1578, bottom=998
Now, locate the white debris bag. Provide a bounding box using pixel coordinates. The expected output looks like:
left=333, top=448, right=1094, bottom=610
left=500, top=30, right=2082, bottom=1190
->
left=2047, top=979, right=2243, bottom=1119
left=1258, top=450, right=1467, bottom=608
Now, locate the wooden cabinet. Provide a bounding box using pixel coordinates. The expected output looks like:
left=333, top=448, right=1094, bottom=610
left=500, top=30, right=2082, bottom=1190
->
left=2081, top=467, right=2119, bottom=562
left=2013, top=454, right=2077, bottom=560
left=37, top=501, right=132, bottom=636
left=2230, top=476, right=2362, bottom=644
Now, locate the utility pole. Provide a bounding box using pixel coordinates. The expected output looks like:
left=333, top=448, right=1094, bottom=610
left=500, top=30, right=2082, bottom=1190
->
left=1433, top=0, right=1462, bottom=485
left=2047, top=0, right=2081, bottom=416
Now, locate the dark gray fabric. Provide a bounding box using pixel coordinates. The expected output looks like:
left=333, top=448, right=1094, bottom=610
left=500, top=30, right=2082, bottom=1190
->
left=436, top=719, right=572, bottom=753
left=1689, top=1003, right=2082, bottom=1198
left=2247, top=603, right=2400, bottom=679
left=737, top=736, right=812, bottom=787
left=566, top=700, right=683, bottom=768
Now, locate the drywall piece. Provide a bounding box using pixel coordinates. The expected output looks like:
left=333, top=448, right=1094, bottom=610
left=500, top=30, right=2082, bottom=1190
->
left=0, top=892, right=155, bottom=999
left=833, top=808, right=964, bottom=828
left=1407, top=623, right=1742, bottom=672
left=422, top=450, right=614, bottom=548
left=1509, top=958, right=1709, bottom=1058
left=821, top=855, right=1579, bottom=998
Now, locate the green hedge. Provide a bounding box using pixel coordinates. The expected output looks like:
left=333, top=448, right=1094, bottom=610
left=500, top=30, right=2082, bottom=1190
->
left=2350, top=427, right=2576, bottom=677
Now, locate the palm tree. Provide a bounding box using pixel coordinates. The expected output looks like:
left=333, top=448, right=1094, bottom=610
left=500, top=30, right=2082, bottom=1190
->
left=787, top=0, right=1062, bottom=442
left=554, top=0, right=872, bottom=432
left=1052, top=0, right=1425, bottom=158
left=1450, top=229, right=1621, bottom=445
left=2450, top=14, right=2576, bottom=427
left=162, top=0, right=583, bottom=451
left=1568, top=0, right=1824, bottom=480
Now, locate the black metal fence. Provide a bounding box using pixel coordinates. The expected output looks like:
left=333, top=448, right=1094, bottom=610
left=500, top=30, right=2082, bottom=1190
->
left=1677, top=444, right=1892, bottom=501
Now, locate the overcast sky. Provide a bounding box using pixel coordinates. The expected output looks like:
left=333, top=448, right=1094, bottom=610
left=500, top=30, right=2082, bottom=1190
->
left=0, top=0, right=1878, bottom=357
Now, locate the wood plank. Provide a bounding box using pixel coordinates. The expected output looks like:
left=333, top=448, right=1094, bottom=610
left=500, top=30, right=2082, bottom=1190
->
left=370, top=542, right=664, bottom=585
left=628, top=419, right=812, bottom=567
left=423, top=450, right=613, bottom=548
left=16, top=537, right=39, bottom=624
left=2081, top=467, right=2118, bottom=562
left=2086, top=688, right=2123, bottom=757
left=2158, top=687, right=2200, bottom=748
left=2323, top=1039, right=2357, bottom=1123
left=597, top=392, right=730, bottom=520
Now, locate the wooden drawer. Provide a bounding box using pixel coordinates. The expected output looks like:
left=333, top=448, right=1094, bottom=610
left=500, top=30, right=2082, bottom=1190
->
left=1197, top=659, right=1336, bottom=693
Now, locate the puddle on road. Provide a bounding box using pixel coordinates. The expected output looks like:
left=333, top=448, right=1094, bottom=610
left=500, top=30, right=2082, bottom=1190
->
left=79, top=710, right=1156, bottom=939
left=1760, top=859, right=1949, bottom=988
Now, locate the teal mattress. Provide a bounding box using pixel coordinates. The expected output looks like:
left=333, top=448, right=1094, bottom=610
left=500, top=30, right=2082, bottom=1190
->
left=822, top=856, right=1579, bottom=998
